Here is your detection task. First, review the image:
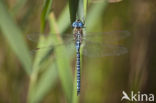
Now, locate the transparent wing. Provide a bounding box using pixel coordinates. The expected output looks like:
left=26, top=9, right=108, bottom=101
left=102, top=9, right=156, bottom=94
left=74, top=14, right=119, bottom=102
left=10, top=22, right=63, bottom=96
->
left=27, top=30, right=130, bottom=43
left=83, top=30, right=130, bottom=44
left=29, top=39, right=75, bottom=55
left=82, top=41, right=128, bottom=57
left=26, top=32, right=40, bottom=42
left=26, top=32, right=74, bottom=42
left=81, top=31, right=130, bottom=57
left=27, top=30, right=130, bottom=57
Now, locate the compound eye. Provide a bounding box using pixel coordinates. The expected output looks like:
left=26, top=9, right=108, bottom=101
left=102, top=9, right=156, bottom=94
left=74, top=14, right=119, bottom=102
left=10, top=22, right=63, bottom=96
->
left=78, top=22, right=83, bottom=28
left=72, top=22, right=78, bottom=28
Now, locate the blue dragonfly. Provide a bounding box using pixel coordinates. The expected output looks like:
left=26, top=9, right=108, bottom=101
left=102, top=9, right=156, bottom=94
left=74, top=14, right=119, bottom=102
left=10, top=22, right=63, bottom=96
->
left=27, top=19, right=130, bottom=96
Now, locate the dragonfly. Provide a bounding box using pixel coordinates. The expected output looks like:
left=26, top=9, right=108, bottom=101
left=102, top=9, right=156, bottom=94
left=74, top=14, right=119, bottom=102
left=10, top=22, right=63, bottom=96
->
left=27, top=19, right=130, bottom=96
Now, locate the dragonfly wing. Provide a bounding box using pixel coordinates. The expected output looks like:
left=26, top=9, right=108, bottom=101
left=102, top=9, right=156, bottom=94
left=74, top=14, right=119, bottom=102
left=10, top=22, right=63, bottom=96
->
left=26, top=32, right=48, bottom=42
left=27, top=32, right=75, bottom=56
left=83, top=30, right=130, bottom=44
left=82, top=41, right=128, bottom=57
left=27, top=31, right=130, bottom=43
left=29, top=38, right=76, bottom=55
left=27, top=32, right=74, bottom=42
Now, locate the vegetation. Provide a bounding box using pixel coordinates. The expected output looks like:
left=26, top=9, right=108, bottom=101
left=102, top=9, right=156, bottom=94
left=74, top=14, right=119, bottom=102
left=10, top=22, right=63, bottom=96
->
left=0, top=0, right=155, bottom=103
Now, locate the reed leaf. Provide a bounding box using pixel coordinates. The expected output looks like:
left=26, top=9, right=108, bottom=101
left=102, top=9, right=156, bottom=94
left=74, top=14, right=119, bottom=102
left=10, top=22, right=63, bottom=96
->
left=41, top=0, right=53, bottom=32
left=0, top=0, right=32, bottom=74
left=49, top=13, right=73, bottom=102
left=69, top=0, right=79, bottom=23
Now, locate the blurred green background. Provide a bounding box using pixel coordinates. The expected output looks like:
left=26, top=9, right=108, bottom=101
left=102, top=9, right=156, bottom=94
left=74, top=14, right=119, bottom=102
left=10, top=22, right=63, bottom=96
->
left=0, top=0, right=156, bottom=103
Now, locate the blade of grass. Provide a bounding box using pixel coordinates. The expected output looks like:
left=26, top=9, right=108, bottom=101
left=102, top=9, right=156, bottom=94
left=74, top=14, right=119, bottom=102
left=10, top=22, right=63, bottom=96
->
left=27, top=34, right=56, bottom=103
left=41, top=0, right=53, bottom=32
left=28, top=4, right=73, bottom=102
left=86, top=1, right=108, bottom=31
left=49, top=12, right=73, bottom=101
left=57, top=4, right=70, bottom=33
left=83, top=0, right=88, bottom=18
left=30, top=63, right=58, bottom=103
left=77, top=0, right=87, bottom=19
left=69, top=0, right=79, bottom=23
left=49, top=13, right=73, bottom=102
left=27, top=0, right=54, bottom=102
left=0, top=0, right=32, bottom=74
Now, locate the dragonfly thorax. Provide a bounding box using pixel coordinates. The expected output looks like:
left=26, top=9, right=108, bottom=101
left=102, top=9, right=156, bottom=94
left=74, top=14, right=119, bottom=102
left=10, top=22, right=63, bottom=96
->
left=73, top=27, right=83, bottom=44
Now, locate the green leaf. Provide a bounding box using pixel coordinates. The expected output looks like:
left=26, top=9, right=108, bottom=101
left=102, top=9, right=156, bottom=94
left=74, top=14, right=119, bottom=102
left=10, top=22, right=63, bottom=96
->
left=0, top=0, right=32, bottom=74
left=27, top=4, right=72, bottom=103
left=77, top=0, right=87, bottom=20
left=57, top=5, right=70, bottom=33
left=49, top=13, right=73, bottom=102
left=69, top=0, right=79, bottom=23
left=27, top=34, right=56, bottom=103
left=29, top=63, right=58, bottom=103
left=41, top=0, right=53, bottom=32
left=86, top=1, right=108, bottom=31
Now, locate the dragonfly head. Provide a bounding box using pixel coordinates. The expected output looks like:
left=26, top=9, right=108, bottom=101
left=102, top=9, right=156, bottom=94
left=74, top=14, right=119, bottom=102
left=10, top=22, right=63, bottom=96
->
left=72, top=19, right=84, bottom=28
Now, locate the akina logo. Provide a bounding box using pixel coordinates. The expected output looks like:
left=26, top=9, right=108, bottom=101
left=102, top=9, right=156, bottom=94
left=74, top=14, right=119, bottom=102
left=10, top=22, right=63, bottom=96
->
left=121, top=91, right=155, bottom=102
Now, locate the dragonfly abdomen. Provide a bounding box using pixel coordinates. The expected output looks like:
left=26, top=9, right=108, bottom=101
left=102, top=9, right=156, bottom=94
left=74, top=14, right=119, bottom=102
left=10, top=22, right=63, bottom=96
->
left=76, top=39, right=81, bottom=96
left=76, top=51, right=80, bottom=96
